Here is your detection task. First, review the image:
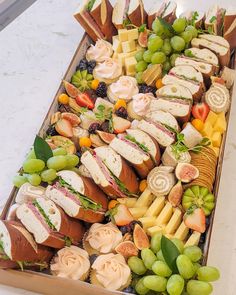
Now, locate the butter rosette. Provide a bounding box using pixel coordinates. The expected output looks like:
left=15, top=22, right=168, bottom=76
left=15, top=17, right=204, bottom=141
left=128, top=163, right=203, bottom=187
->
left=86, top=39, right=113, bottom=62
left=84, top=222, right=122, bottom=255
left=93, top=58, right=123, bottom=84
left=90, top=253, right=131, bottom=291
left=205, top=83, right=230, bottom=113
left=50, top=246, right=90, bottom=281
left=107, top=76, right=139, bottom=103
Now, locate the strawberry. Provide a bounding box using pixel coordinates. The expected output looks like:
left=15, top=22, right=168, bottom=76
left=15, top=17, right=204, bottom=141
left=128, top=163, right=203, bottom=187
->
left=192, top=102, right=210, bottom=122
left=61, top=112, right=81, bottom=126
left=76, top=93, right=94, bottom=109
left=184, top=207, right=206, bottom=233
left=55, top=119, right=73, bottom=138
left=112, top=115, right=131, bottom=134
left=113, top=204, right=134, bottom=226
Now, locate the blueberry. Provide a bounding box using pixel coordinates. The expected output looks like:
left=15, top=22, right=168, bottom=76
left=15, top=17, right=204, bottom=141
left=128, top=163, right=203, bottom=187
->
left=122, top=286, right=136, bottom=294
left=119, top=225, right=132, bottom=235
left=89, top=254, right=98, bottom=265
left=46, top=125, right=58, bottom=136
left=88, top=60, right=96, bottom=69
left=87, top=67, right=94, bottom=74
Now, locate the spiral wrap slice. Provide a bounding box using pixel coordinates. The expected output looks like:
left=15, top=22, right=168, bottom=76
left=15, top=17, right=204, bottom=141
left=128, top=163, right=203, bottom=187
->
left=205, top=83, right=230, bottom=113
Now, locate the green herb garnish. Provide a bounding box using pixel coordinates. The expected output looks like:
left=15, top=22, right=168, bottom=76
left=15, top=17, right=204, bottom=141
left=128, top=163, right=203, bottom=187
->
left=16, top=261, right=48, bottom=271
left=139, top=24, right=147, bottom=32
left=125, top=135, right=150, bottom=153
left=86, top=0, right=95, bottom=11
left=190, top=11, right=199, bottom=26
left=80, top=107, right=88, bottom=114
left=65, top=237, right=72, bottom=247
left=0, top=240, right=8, bottom=260
left=123, top=18, right=132, bottom=27
left=34, top=135, right=53, bottom=163
left=157, top=17, right=175, bottom=35
left=210, top=16, right=217, bottom=23
left=95, top=104, right=113, bottom=132
left=33, top=200, right=57, bottom=231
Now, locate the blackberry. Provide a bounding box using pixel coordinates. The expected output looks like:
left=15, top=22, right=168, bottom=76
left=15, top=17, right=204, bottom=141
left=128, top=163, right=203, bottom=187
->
left=46, top=125, right=58, bottom=136
left=96, top=82, right=107, bottom=98
left=89, top=254, right=98, bottom=265
left=76, top=58, right=88, bottom=71
left=115, top=107, right=128, bottom=119
left=87, top=60, right=96, bottom=69
left=88, top=123, right=101, bottom=134
left=139, top=84, right=156, bottom=96
left=87, top=67, right=94, bottom=74
left=101, top=121, right=110, bottom=133
left=119, top=225, right=132, bottom=235
left=123, top=286, right=135, bottom=294
left=76, top=150, right=82, bottom=158
left=129, top=220, right=142, bottom=231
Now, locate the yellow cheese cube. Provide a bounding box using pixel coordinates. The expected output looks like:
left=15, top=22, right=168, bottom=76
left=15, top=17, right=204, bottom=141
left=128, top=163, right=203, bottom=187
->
left=128, top=28, right=139, bottom=41
left=201, top=122, right=213, bottom=138
left=138, top=216, right=156, bottom=230
left=184, top=231, right=201, bottom=247
left=212, top=146, right=220, bottom=157
left=211, top=132, right=222, bottom=147
left=117, top=197, right=137, bottom=208
left=125, top=56, right=137, bottom=74
left=118, top=29, right=128, bottom=42
left=174, top=222, right=189, bottom=241
left=205, top=110, right=218, bottom=126
left=145, top=196, right=165, bottom=217
left=147, top=225, right=165, bottom=236
left=135, top=188, right=154, bottom=208
left=126, top=70, right=136, bottom=77
left=112, top=35, right=122, bottom=53
left=129, top=207, right=147, bottom=219
left=156, top=202, right=173, bottom=225
left=122, top=40, right=136, bottom=53
left=118, top=51, right=137, bottom=66
left=213, top=116, right=227, bottom=134
left=165, top=209, right=182, bottom=234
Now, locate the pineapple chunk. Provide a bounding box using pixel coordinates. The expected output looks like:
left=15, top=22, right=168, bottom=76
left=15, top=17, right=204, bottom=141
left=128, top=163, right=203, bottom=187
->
left=128, top=28, right=139, bottom=41
left=138, top=216, right=156, bottom=230
left=213, top=115, right=227, bottom=134
left=144, top=196, right=165, bottom=217
left=205, top=110, right=218, bottom=126
left=135, top=188, right=154, bottom=208
left=117, top=197, right=137, bottom=208
left=125, top=57, right=137, bottom=74
left=129, top=207, right=147, bottom=219
left=156, top=202, right=173, bottom=225
left=211, top=132, right=222, bottom=147
left=212, top=146, right=220, bottom=157
left=126, top=70, right=136, bottom=77
left=165, top=208, right=182, bottom=234
left=118, top=29, right=128, bottom=42
left=174, top=221, right=189, bottom=241
left=147, top=224, right=166, bottom=236
left=201, top=122, right=213, bottom=138
left=112, top=35, right=122, bottom=53
left=184, top=231, right=201, bottom=247
left=122, top=40, right=136, bottom=53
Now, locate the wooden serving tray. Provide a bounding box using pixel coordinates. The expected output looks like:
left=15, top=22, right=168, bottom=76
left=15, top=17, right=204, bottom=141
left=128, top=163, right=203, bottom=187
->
left=0, top=34, right=235, bottom=295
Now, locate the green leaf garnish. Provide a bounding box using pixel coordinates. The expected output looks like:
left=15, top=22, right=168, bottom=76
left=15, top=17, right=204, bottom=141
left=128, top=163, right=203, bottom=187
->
left=157, top=17, right=175, bottom=35
left=190, top=11, right=199, bottom=26
left=210, top=16, right=217, bottom=23
left=34, top=135, right=53, bottom=162
left=86, top=0, right=96, bottom=11
left=125, top=135, right=150, bottom=153
left=65, top=237, right=72, bottom=247
left=161, top=235, right=180, bottom=273
left=160, top=1, right=171, bottom=17
left=123, top=18, right=132, bottom=27
left=33, top=200, right=57, bottom=231
left=139, top=24, right=147, bottom=32
left=0, top=240, right=8, bottom=260
left=80, top=107, right=88, bottom=114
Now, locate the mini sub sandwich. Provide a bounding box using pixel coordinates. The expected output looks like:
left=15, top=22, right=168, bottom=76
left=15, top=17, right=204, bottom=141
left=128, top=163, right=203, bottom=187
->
left=81, top=148, right=139, bottom=197
left=150, top=84, right=193, bottom=123
left=16, top=198, right=85, bottom=249
left=205, top=4, right=225, bottom=36
left=180, top=10, right=205, bottom=29
left=0, top=220, right=53, bottom=269
left=46, top=170, right=108, bottom=223
left=109, top=134, right=155, bottom=178
left=162, top=65, right=205, bottom=102
left=223, top=7, right=236, bottom=49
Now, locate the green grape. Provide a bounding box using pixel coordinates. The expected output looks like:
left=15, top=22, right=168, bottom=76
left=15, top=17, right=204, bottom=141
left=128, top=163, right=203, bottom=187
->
left=143, top=275, right=167, bottom=292
left=163, top=60, right=171, bottom=72
left=135, top=278, right=150, bottom=295
left=151, top=52, right=166, bottom=64
left=166, top=274, right=184, bottom=295
left=136, top=72, right=144, bottom=84
left=47, top=156, right=67, bottom=171
left=187, top=280, right=213, bottom=295
left=53, top=147, right=67, bottom=156
left=128, top=256, right=147, bottom=275
left=149, top=34, right=158, bottom=40
left=152, top=19, right=165, bottom=36
left=148, top=36, right=163, bottom=52
left=197, top=266, right=220, bottom=282
left=41, top=169, right=57, bottom=183
left=180, top=31, right=193, bottom=43
left=193, top=262, right=201, bottom=274
left=152, top=260, right=172, bottom=277
left=172, top=18, right=187, bottom=33
left=65, top=154, right=79, bottom=168
left=26, top=148, right=36, bottom=159
left=143, top=50, right=153, bottom=63
left=27, top=174, right=41, bottom=186
left=170, top=36, right=185, bottom=52
left=151, top=233, right=162, bottom=253
left=13, top=175, right=27, bottom=188
left=136, top=61, right=148, bottom=72
left=185, top=25, right=198, bottom=38
left=162, top=39, right=172, bottom=55
left=171, top=238, right=184, bottom=253
left=183, top=246, right=202, bottom=262
left=141, top=248, right=157, bottom=270
left=156, top=250, right=165, bottom=262
left=135, top=50, right=145, bottom=62
left=176, top=254, right=195, bottom=279
left=170, top=53, right=180, bottom=67
left=23, top=159, right=45, bottom=173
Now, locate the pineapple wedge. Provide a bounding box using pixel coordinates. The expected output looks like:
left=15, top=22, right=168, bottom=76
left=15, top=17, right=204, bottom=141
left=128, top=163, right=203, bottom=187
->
left=144, top=196, right=165, bottom=217
left=135, top=188, right=154, bottom=208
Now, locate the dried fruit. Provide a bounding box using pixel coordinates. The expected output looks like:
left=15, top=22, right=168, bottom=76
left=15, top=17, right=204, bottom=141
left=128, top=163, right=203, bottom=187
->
left=115, top=107, right=128, bottom=119
left=114, top=99, right=127, bottom=110
left=108, top=200, right=119, bottom=210
left=168, top=180, right=183, bottom=207
left=61, top=113, right=81, bottom=126
left=133, top=223, right=150, bottom=250
left=115, top=241, right=139, bottom=259
left=139, top=180, right=147, bottom=192
left=112, top=115, right=131, bottom=134
left=175, top=163, right=199, bottom=183
left=91, top=79, right=100, bottom=90
left=63, top=81, right=79, bottom=98
left=156, top=78, right=164, bottom=89
left=191, top=119, right=204, bottom=131
left=90, top=134, right=106, bottom=147
left=55, top=119, right=73, bottom=138
left=96, top=130, right=116, bottom=143
left=88, top=123, right=101, bottom=134
left=46, top=136, right=76, bottom=154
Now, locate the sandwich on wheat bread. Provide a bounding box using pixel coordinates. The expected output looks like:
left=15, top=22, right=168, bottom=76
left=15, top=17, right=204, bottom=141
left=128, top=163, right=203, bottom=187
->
left=81, top=149, right=139, bottom=198
left=46, top=170, right=108, bottom=223
left=16, top=197, right=85, bottom=249
left=0, top=220, right=53, bottom=269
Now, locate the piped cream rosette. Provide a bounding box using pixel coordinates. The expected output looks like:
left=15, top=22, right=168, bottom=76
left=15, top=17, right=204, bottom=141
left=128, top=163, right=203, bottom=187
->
left=127, top=93, right=154, bottom=120
left=107, top=76, right=139, bottom=103
left=205, top=83, right=230, bottom=113
left=86, top=39, right=113, bottom=62
left=147, top=166, right=176, bottom=196
left=93, top=58, right=123, bottom=84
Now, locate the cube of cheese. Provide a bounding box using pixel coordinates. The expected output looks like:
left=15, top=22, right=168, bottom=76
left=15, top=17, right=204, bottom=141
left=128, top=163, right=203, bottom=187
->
left=128, top=28, right=139, bottom=41
left=211, top=132, right=222, bottom=147
left=212, top=146, right=220, bottom=157
left=118, top=52, right=137, bottom=67
left=129, top=207, right=147, bottom=219
left=135, top=188, right=154, bottom=208
left=205, top=110, right=218, bottom=126
left=201, top=122, right=213, bottom=138
left=126, top=70, right=136, bottom=77
left=122, top=40, right=136, bottom=53
left=156, top=202, right=173, bottom=225
left=213, top=116, right=227, bottom=134
left=165, top=209, right=182, bottom=234
left=118, top=29, right=128, bottom=42
left=117, top=197, right=137, bottom=208
left=184, top=231, right=201, bottom=247
left=112, top=35, right=122, bottom=53
left=147, top=225, right=165, bottom=236
left=145, top=196, right=165, bottom=217
left=174, top=222, right=189, bottom=241
left=138, top=216, right=156, bottom=230
left=125, top=56, right=137, bottom=74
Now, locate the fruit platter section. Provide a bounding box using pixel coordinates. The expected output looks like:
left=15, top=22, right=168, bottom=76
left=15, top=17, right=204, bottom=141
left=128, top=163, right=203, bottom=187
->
left=0, top=1, right=236, bottom=295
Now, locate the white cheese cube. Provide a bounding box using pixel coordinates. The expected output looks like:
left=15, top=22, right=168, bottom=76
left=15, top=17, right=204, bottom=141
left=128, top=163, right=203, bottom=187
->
left=112, top=35, right=122, bottom=53
left=128, top=28, right=139, bottom=41
left=118, top=29, right=128, bottom=42
left=138, top=216, right=156, bottom=230
left=125, top=56, right=137, bottom=74
left=147, top=224, right=165, bottom=236
left=129, top=207, right=147, bottom=219
left=122, top=40, right=136, bottom=53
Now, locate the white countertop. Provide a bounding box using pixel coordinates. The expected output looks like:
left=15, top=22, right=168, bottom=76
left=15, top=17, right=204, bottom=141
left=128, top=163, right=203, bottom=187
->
left=0, top=0, right=235, bottom=294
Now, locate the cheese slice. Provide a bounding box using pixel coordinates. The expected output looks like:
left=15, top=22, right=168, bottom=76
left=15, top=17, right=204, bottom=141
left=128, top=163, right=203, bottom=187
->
left=174, top=221, right=189, bottom=241
left=165, top=208, right=182, bottom=234
left=118, top=51, right=138, bottom=66
left=129, top=207, right=147, bottom=219
left=139, top=216, right=156, bottom=230
left=135, top=188, right=154, bottom=208
left=185, top=231, right=201, bottom=247
left=156, top=202, right=173, bottom=225
left=117, top=197, right=137, bottom=208
left=144, top=196, right=165, bottom=217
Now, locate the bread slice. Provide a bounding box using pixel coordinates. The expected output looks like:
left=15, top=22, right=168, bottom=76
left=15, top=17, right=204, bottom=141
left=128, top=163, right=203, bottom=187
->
left=180, top=10, right=205, bottom=29
left=128, top=0, right=147, bottom=27
left=145, top=110, right=179, bottom=131
left=224, top=9, right=236, bottom=49
left=205, top=5, right=224, bottom=35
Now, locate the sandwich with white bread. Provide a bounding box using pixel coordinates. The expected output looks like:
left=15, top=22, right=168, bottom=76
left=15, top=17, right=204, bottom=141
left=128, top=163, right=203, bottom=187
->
left=204, top=5, right=225, bottom=35
left=223, top=7, right=236, bottom=49
left=128, top=0, right=147, bottom=27
left=45, top=170, right=108, bottom=223
left=16, top=198, right=85, bottom=249
left=145, top=110, right=180, bottom=132
left=180, top=10, right=205, bottom=29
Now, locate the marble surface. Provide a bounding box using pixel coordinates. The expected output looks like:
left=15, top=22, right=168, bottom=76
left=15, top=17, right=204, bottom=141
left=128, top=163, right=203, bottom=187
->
left=0, top=0, right=235, bottom=294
